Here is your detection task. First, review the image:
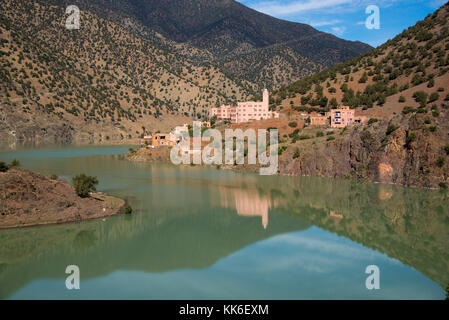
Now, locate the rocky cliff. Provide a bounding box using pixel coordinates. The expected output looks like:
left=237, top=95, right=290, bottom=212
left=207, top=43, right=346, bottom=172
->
left=280, top=104, right=449, bottom=189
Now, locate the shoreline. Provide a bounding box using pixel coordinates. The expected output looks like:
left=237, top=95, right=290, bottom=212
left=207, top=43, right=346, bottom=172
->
left=125, top=146, right=448, bottom=191
left=0, top=195, right=126, bottom=230
left=0, top=168, right=127, bottom=230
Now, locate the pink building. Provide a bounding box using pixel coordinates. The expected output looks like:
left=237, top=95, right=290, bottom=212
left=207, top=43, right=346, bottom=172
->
left=331, top=106, right=355, bottom=128
left=210, top=90, right=279, bottom=124
left=210, top=105, right=235, bottom=122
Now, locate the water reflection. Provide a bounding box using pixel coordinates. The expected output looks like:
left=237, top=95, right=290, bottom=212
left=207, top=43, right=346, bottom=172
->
left=218, top=185, right=277, bottom=229
left=0, top=148, right=448, bottom=299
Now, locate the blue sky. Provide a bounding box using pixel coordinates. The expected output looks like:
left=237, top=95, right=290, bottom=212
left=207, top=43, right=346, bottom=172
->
left=239, top=0, right=448, bottom=47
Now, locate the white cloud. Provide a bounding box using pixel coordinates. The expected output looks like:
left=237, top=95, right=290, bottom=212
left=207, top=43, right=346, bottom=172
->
left=331, top=26, right=347, bottom=35
left=253, top=0, right=353, bottom=16
left=250, top=0, right=412, bottom=17
left=310, top=19, right=342, bottom=27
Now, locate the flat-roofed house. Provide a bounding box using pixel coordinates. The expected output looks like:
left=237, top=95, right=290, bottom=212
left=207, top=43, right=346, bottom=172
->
left=152, top=133, right=177, bottom=147
left=331, top=106, right=355, bottom=128
left=209, top=90, right=279, bottom=124
left=310, top=115, right=329, bottom=127
left=210, top=105, right=235, bottom=122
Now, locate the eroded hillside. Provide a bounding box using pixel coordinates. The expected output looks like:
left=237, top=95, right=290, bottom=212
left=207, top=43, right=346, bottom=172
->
left=0, top=0, right=254, bottom=146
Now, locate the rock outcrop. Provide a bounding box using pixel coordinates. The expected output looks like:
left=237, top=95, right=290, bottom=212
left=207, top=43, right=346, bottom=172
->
left=0, top=168, right=126, bottom=228
left=280, top=105, right=449, bottom=189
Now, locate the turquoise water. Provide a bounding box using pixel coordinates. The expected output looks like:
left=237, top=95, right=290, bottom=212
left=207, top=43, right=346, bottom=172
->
left=0, top=146, right=448, bottom=299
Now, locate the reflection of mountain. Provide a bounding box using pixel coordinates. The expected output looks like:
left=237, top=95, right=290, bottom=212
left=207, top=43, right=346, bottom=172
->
left=0, top=204, right=309, bottom=299
left=218, top=186, right=278, bottom=229
left=0, top=158, right=448, bottom=298
left=271, top=176, right=449, bottom=289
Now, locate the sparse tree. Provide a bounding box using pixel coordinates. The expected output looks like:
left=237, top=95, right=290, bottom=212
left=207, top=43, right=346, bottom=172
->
left=72, top=174, right=99, bottom=198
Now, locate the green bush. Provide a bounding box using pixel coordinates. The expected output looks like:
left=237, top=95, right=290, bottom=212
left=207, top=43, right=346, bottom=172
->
left=327, top=136, right=336, bottom=141
left=402, top=106, right=416, bottom=115
left=386, top=125, right=399, bottom=135
left=288, top=121, right=298, bottom=128
left=10, top=159, right=20, bottom=167
left=429, top=126, right=437, bottom=132
left=293, top=148, right=300, bottom=159
left=439, top=182, right=448, bottom=189
left=278, top=146, right=287, bottom=156
left=124, top=205, right=133, bottom=214
left=398, top=96, right=406, bottom=103
left=316, top=131, right=324, bottom=137
left=368, top=118, right=378, bottom=125
left=437, top=157, right=445, bottom=168
left=72, top=174, right=99, bottom=198
left=65, top=201, right=75, bottom=208
left=417, top=107, right=428, bottom=113
left=0, top=162, right=9, bottom=172
left=413, top=91, right=428, bottom=107
left=406, top=132, right=416, bottom=145
left=445, top=144, right=449, bottom=155
left=50, top=174, right=58, bottom=180
left=428, top=92, right=439, bottom=103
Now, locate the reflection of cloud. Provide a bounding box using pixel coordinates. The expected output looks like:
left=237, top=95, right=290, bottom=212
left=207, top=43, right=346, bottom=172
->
left=267, top=232, right=384, bottom=261
left=218, top=228, right=396, bottom=277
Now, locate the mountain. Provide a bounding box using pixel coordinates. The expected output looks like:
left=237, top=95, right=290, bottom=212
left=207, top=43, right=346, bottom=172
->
left=272, top=2, right=449, bottom=115
left=71, top=0, right=372, bottom=87
left=265, top=3, right=449, bottom=189
left=0, top=0, right=255, bottom=146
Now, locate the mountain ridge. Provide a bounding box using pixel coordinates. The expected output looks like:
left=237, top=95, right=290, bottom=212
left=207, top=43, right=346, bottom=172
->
left=0, top=0, right=255, bottom=146
left=69, top=0, right=373, bottom=88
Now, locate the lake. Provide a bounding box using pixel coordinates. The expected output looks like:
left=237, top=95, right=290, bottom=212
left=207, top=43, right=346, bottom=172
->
left=0, top=145, right=448, bottom=299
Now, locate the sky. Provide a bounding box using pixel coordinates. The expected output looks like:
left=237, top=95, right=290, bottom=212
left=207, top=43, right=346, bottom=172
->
left=239, top=0, right=448, bottom=47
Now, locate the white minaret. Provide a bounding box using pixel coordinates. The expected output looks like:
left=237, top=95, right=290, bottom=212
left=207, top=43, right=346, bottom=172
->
left=263, top=89, right=269, bottom=109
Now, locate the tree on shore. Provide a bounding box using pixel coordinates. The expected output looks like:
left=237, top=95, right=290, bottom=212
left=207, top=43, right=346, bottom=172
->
left=0, top=162, right=9, bottom=172
left=72, top=174, right=99, bottom=198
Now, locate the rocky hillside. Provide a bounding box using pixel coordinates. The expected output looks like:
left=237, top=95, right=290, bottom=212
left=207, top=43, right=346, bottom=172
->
left=0, top=0, right=254, bottom=146
left=251, top=3, right=449, bottom=189
left=279, top=102, right=449, bottom=189
left=0, top=167, right=125, bottom=228
left=272, top=3, right=449, bottom=117
left=70, top=0, right=372, bottom=88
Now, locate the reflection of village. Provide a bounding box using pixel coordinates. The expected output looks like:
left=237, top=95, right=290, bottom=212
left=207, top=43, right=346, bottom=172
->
left=217, top=186, right=278, bottom=229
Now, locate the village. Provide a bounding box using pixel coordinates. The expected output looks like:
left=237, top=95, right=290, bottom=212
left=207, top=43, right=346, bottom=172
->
left=139, top=89, right=369, bottom=149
